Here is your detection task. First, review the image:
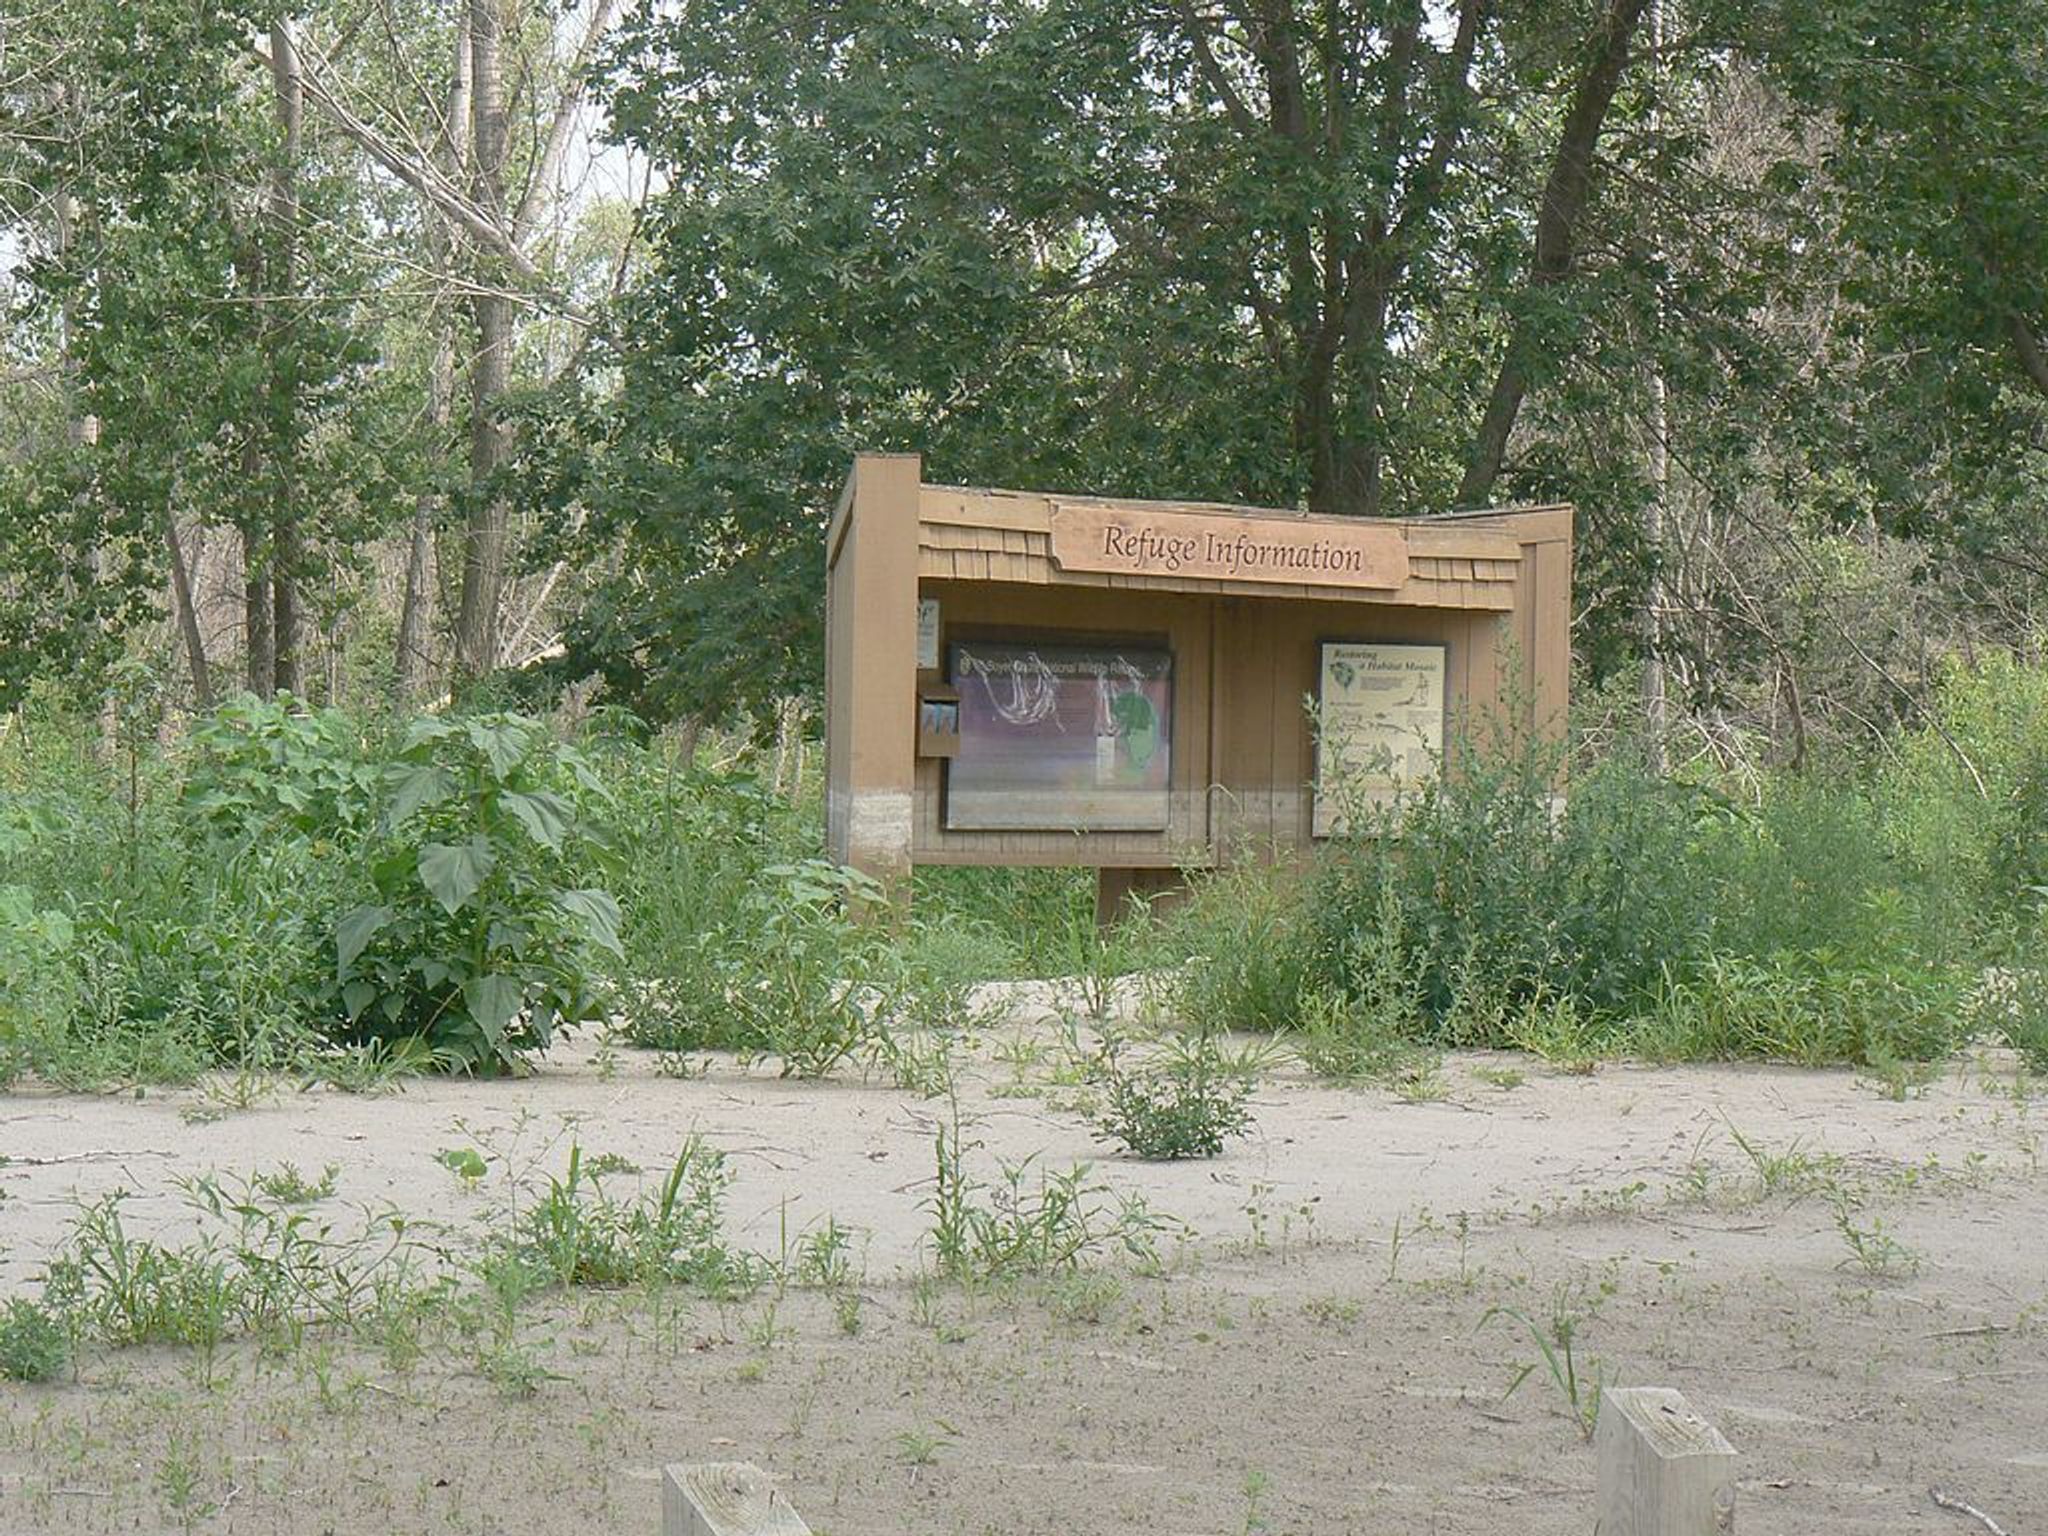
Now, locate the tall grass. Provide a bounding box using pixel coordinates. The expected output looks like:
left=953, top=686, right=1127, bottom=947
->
left=1166, top=649, right=2048, bottom=1067
left=5, top=647, right=2048, bottom=1084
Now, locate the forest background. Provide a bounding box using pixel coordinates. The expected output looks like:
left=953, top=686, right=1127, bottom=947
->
left=2, top=0, right=2048, bottom=1087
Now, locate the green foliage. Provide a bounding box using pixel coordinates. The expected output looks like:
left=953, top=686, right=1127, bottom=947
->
left=41, top=1182, right=428, bottom=1352
left=506, top=1141, right=759, bottom=1295
left=1634, top=954, right=1963, bottom=1067
left=1972, top=965, right=2048, bottom=1073
left=720, top=861, right=894, bottom=1077
left=334, top=714, right=621, bottom=1074
left=1165, top=864, right=1314, bottom=1034
left=0, top=1299, right=68, bottom=1384
left=1882, top=652, right=2048, bottom=943
left=1086, top=1030, right=1256, bottom=1161
left=912, top=866, right=1091, bottom=978
left=0, top=884, right=80, bottom=1083
left=1298, top=728, right=1712, bottom=1039
left=181, top=696, right=378, bottom=845
left=927, top=1115, right=1166, bottom=1281
left=1170, top=655, right=2048, bottom=1068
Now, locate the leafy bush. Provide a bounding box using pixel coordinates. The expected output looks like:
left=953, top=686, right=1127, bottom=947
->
left=1086, top=1030, right=1255, bottom=1159
left=597, top=752, right=818, bottom=1046
left=1304, top=724, right=1566, bottom=1035
left=1696, top=780, right=1925, bottom=968
left=180, top=694, right=378, bottom=846
left=1883, top=651, right=2048, bottom=943
left=0, top=1298, right=67, bottom=1383
left=1971, top=963, right=2048, bottom=1071
left=334, top=714, right=621, bottom=1074
left=717, top=860, right=893, bottom=1075
left=0, top=884, right=79, bottom=1082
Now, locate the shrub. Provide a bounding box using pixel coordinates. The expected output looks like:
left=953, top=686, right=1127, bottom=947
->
left=1697, top=780, right=1926, bottom=968
left=1086, top=1030, right=1255, bottom=1159
left=1164, top=863, right=1314, bottom=1033
left=722, top=860, right=894, bottom=1076
left=1546, top=751, right=1713, bottom=1013
left=597, top=756, right=818, bottom=1048
left=0, top=1298, right=67, bottom=1383
left=180, top=694, right=378, bottom=846
left=334, top=714, right=621, bottom=1074
left=1970, top=963, right=2048, bottom=1071
left=1883, top=650, right=2048, bottom=942
left=0, top=884, right=79, bottom=1082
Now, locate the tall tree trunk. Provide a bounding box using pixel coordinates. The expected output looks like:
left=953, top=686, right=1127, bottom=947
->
left=1639, top=0, right=1669, bottom=772
left=164, top=513, right=213, bottom=708
left=397, top=325, right=457, bottom=697
left=1457, top=0, right=1650, bottom=506
left=242, top=477, right=274, bottom=693
left=396, top=7, right=472, bottom=701
left=454, top=0, right=511, bottom=681
left=267, top=18, right=305, bottom=695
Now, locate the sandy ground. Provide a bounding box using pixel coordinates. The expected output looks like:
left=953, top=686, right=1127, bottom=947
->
left=2, top=1001, right=2047, bottom=1533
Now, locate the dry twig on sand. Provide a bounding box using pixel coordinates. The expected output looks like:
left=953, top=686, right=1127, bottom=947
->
left=1931, top=1487, right=2010, bottom=1536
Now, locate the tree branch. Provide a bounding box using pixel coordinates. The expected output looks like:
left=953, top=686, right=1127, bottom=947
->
left=511, top=0, right=622, bottom=245
left=1457, top=0, right=1650, bottom=505
left=2006, top=307, right=2048, bottom=399
left=249, top=38, right=539, bottom=285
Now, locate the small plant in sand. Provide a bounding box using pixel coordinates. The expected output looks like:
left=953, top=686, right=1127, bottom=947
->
left=0, top=1298, right=67, bottom=1383
left=1085, top=1026, right=1256, bottom=1160
left=1481, top=1283, right=1609, bottom=1440
left=508, top=1140, right=761, bottom=1295
left=252, top=1162, right=340, bottom=1205
left=926, top=1110, right=1170, bottom=1280
left=1831, top=1191, right=1922, bottom=1278
left=1722, top=1119, right=1836, bottom=1199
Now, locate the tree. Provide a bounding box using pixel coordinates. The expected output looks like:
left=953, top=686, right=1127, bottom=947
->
left=545, top=0, right=1730, bottom=722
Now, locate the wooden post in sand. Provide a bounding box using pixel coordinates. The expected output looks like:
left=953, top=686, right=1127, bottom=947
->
left=1596, top=1388, right=1738, bottom=1535
left=661, top=1463, right=811, bottom=1536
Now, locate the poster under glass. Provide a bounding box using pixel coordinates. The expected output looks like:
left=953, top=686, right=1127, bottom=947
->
left=1312, top=641, right=1446, bottom=836
left=945, top=640, right=1172, bottom=831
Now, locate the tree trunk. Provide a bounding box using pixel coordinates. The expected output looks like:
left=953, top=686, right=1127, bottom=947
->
left=396, top=7, right=472, bottom=701
left=1639, top=0, right=1668, bottom=772
left=243, top=509, right=274, bottom=694
left=454, top=0, right=511, bottom=681
left=267, top=18, right=305, bottom=695
left=396, top=325, right=458, bottom=697
left=1457, top=0, right=1650, bottom=506
left=164, top=513, right=213, bottom=708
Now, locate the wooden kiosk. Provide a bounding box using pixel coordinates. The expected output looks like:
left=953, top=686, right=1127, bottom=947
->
left=824, top=454, right=1571, bottom=914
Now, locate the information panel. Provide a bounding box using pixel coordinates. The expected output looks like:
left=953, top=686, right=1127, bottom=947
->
left=945, top=641, right=1172, bottom=831
left=1312, top=641, right=1446, bottom=836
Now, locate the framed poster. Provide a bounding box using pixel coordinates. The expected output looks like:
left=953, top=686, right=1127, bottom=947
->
left=945, top=640, right=1172, bottom=831
left=1312, top=641, right=1446, bottom=836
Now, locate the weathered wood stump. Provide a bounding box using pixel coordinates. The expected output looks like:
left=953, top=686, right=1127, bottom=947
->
left=661, top=1462, right=811, bottom=1536
left=1596, top=1387, right=1738, bottom=1535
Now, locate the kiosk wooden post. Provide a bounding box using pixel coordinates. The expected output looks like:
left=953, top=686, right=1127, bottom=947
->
left=824, top=454, right=921, bottom=889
